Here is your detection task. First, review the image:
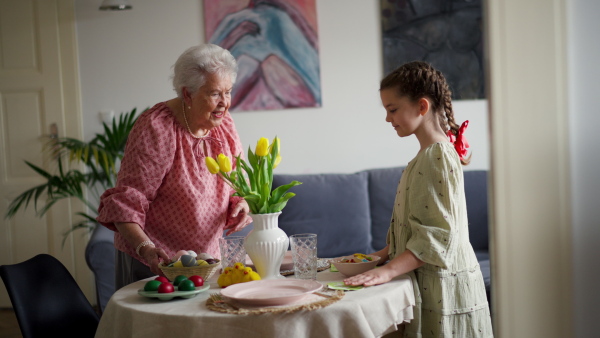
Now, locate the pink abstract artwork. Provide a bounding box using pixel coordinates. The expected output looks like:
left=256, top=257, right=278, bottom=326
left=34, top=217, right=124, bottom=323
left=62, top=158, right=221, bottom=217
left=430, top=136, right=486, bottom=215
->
left=204, top=0, right=321, bottom=112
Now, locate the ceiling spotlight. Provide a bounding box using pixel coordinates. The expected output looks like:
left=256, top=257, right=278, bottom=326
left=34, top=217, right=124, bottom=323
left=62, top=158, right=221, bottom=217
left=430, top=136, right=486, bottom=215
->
left=99, top=0, right=132, bottom=11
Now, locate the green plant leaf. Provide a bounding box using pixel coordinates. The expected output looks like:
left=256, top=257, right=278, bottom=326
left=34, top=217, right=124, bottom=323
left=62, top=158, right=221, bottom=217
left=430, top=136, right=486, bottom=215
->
left=247, top=146, right=257, bottom=168
left=5, top=107, right=142, bottom=242
left=270, top=180, right=302, bottom=204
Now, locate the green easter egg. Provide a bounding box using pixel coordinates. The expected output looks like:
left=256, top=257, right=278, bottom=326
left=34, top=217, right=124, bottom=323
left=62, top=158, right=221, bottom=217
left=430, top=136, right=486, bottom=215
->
left=144, top=280, right=162, bottom=292
left=178, top=279, right=196, bottom=291
left=173, top=275, right=188, bottom=286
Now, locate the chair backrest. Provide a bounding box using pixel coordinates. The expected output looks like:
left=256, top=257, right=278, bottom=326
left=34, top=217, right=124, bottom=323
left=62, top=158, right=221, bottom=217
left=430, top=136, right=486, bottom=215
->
left=0, top=254, right=99, bottom=338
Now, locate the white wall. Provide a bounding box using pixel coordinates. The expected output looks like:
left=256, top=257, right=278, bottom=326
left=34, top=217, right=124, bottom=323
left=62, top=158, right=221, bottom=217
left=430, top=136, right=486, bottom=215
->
left=568, top=0, right=600, bottom=336
left=74, top=0, right=489, bottom=174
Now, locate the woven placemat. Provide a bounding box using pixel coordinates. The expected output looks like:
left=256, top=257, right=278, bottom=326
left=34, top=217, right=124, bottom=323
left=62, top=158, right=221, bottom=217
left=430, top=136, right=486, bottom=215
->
left=206, top=289, right=344, bottom=315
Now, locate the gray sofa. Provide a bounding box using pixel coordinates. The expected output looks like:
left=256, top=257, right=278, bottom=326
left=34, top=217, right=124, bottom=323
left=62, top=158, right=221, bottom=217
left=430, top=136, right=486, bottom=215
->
left=86, top=166, right=490, bottom=313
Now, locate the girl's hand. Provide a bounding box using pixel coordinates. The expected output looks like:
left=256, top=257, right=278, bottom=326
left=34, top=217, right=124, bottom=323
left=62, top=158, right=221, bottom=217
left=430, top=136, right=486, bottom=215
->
left=224, top=199, right=252, bottom=236
left=140, top=245, right=170, bottom=276
left=343, top=266, right=395, bottom=286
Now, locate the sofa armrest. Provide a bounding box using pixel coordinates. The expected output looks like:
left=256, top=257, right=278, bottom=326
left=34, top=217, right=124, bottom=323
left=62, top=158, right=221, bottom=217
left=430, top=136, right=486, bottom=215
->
left=85, top=225, right=115, bottom=314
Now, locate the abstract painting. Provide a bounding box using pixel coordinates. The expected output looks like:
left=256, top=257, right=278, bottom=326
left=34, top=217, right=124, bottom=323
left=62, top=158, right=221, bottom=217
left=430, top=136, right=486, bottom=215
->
left=381, top=0, right=485, bottom=100
left=204, top=0, right=321, bottom=112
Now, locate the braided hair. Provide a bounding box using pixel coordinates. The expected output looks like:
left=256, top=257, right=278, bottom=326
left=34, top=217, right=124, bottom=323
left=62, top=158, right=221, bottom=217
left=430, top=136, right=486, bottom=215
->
left=380, top=61, right=470, bottom=165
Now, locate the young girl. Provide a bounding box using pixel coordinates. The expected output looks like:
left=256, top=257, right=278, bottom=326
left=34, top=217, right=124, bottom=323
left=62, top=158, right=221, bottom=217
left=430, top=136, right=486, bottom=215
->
left=344, top=61, right=493, bottom=337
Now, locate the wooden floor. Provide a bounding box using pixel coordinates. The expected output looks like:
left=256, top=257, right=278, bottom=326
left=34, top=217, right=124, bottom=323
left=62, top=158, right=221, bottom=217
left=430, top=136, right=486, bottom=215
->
left=0, top=308, right=22, bottom=338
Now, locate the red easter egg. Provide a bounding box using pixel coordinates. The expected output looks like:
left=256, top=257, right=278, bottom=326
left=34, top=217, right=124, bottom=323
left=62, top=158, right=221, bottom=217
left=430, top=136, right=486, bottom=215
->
left=155, top=276, right=169, bottom=283
left=157, top=283, right=174, bottom=293
left=188, top=275, right=204, bottom=287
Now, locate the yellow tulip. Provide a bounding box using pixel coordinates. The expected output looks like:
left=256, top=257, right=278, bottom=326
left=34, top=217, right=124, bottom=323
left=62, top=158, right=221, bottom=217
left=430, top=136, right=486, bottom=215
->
left=205, top=156, right=220, bottom=174
left=255, top=137, right=269, bottom=157
left=273, top=155, right=282, bottom=168
left=217, top=154, right=232, bottom=172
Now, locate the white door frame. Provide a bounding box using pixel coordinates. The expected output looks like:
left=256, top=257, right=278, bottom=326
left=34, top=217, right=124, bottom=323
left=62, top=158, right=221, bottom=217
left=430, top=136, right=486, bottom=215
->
left=485, top=0, right=573, bottom=336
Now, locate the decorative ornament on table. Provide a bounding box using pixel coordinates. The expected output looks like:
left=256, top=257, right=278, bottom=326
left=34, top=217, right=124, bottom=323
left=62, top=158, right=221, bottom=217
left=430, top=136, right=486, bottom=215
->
left=206, top=136, right=302, bottom=279
left=217, top=262, right=261, bottom=288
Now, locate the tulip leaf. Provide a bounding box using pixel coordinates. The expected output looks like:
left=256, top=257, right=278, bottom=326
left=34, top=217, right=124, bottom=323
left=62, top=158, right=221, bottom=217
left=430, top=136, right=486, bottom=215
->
left=268, top=192, right=296, bottom=213
left=270, top=181, right=302, bottom=204
left=247, top=146, right=257, bottom=168
left=270, top=136, right=279, bottom=158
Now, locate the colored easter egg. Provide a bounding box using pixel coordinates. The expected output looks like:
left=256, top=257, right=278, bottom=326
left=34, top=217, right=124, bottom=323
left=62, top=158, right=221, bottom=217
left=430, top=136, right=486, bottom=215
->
left=154, top=276, right=169, bottom=283
left=187, top=250, right=197, bottom=257
left=157, top=283, right=174, bottom=293
left=171, top=250, right=189, bottom=263
left=188, top=275, right=204, bottom=287
left=172, top=260, right=184, bottom=268
left=144, top=280, right=162, bottom=292
left=197, top=252, right=213, bottom=260
left=196, top=259, right=209, bottom=266
left=173, top=275, right=188, bottom=286
left=178, top=279, right=196, bottom=291
left=181, top=255, right=197, bottom=267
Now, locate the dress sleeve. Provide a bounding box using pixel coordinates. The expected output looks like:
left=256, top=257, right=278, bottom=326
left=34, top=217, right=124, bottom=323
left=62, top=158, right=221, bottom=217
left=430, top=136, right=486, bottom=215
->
left=96, top=110, right=176, bottom=230
left=405, top=145, right=461, bottom=269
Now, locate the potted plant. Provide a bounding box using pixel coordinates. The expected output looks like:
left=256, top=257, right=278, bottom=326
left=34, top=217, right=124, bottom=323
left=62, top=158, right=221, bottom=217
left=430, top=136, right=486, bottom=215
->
left=4, top=108, right=141, bottom=245
left=205, top=136, right=302, bottom=279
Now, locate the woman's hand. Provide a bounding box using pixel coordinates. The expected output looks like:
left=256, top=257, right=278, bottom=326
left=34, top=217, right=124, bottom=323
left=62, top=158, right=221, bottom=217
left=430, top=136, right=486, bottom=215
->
left=224, top=199, right=252, bottom=236
left=139, top=245, right=171, bottom=276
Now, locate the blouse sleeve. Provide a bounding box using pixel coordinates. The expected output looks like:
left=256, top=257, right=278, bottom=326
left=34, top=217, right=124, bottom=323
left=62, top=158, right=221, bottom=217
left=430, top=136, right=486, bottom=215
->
left=96, top=110, right=176, bottom=231
left=405, top=145, right=462, bottom=269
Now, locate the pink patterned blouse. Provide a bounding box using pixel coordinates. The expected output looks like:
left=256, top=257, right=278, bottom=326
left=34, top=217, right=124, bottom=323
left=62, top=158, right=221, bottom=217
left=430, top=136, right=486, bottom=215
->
left=97, top=102, right=244, bottom=264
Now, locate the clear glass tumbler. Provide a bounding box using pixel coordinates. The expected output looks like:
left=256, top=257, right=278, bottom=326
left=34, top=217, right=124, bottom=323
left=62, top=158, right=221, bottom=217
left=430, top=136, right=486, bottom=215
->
left=219, top=236, right=246, bottom=268
left=289, top=233, right=318, bottom=280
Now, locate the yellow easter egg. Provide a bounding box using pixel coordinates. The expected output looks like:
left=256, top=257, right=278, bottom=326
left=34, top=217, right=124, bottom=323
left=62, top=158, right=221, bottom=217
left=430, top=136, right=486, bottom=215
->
left=172, top=260, right=184, bottom=268
left=196, top=259, right=209, bottom=266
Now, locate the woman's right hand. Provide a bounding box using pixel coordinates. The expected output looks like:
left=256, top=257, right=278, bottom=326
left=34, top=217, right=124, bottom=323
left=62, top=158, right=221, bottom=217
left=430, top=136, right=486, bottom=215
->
left=139, top=244, right=171, bottom=276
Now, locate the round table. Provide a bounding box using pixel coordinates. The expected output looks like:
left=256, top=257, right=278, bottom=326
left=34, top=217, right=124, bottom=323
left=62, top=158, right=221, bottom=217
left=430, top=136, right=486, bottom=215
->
left=95, top=269, right=415, bottom=338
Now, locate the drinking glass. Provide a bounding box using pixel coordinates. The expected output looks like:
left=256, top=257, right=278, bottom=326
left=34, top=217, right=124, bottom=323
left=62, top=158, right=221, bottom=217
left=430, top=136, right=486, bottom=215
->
left=219, top=236, right=246, bottom=268
left=289, top=234, right=318, bottom=280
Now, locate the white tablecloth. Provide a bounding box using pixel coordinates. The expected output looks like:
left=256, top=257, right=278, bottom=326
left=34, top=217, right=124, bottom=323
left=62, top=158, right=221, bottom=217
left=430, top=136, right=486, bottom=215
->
left=95, top=269, right=415, bottom=338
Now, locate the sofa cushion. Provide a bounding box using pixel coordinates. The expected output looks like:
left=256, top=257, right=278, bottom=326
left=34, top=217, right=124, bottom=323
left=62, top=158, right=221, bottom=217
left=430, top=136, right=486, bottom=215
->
left=272, top=172, right=372, bottom=258
left=463, top=170, right=489, bottom=251
left=364, top=167, right=404, bottom=252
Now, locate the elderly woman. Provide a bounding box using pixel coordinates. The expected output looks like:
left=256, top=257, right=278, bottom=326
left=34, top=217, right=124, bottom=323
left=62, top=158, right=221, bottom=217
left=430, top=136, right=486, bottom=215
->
left=97, top=44, right=251, bottom=288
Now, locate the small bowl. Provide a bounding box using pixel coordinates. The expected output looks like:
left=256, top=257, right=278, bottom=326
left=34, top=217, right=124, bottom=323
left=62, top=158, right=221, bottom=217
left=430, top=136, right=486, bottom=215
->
left=331, top=255, right=381, bottom=277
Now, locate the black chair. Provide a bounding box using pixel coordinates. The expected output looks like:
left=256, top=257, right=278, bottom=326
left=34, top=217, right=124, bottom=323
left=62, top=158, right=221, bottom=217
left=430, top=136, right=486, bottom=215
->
left=0, top=254, right=99, bottom=338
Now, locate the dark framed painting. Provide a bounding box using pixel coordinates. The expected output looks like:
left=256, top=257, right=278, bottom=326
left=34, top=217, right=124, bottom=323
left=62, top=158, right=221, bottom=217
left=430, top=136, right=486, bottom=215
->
left=381, top=0, right=485, bottom=100
left=204, top=0, right=321, bottom=112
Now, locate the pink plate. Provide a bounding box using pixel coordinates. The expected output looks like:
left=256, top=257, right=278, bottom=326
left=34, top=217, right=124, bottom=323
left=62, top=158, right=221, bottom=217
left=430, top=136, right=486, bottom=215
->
left=220, top=279, right=323, bottom=306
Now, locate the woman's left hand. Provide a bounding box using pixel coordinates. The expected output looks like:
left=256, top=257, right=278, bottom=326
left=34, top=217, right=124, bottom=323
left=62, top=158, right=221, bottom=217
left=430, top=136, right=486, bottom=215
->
left=224, top=199, right=252, bottom=236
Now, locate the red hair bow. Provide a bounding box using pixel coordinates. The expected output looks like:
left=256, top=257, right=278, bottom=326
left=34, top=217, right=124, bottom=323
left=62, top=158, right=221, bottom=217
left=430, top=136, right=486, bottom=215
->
left=447, top=120, right=470, bottom=161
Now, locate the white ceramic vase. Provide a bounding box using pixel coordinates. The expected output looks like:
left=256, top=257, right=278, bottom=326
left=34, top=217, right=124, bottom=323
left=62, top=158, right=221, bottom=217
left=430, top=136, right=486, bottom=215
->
left=244, top=212, right=288, bottom=279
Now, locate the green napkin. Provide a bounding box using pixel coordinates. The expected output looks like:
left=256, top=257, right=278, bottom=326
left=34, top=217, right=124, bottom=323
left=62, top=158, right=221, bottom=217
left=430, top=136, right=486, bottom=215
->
left=327, top=281, right=364, bottom=291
